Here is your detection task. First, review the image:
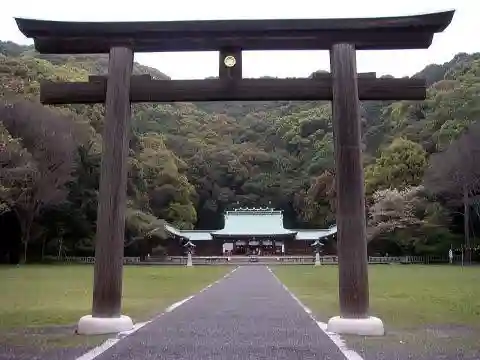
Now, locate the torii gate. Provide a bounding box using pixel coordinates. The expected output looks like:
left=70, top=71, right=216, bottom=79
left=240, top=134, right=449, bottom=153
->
left=15, top=10, right=454, bottom=336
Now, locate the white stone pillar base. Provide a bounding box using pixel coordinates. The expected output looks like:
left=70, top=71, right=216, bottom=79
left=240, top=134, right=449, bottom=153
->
left=327, top=316, right=384, bottom=336
left=314, top=253, right=321, bottom=266
left=186, top=253, right=193, bottom=267
left=77, top=315, right=134, bottom=335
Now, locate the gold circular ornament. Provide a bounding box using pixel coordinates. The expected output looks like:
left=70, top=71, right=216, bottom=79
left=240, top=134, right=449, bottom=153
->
left=224, top=55, right=236, bottom=68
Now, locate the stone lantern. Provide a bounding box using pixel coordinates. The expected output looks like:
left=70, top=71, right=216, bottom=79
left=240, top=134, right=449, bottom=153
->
left=184, top=240, right=196, bottom=267
left=311, top=239, right=323, bottom=266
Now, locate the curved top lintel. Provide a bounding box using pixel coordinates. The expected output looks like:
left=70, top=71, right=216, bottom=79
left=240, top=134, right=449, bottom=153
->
left=15, top=10, right=455, bottom=53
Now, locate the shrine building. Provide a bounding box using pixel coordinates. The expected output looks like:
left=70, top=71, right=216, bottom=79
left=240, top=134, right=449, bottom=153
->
left=164, top=207, right=337, bottom=256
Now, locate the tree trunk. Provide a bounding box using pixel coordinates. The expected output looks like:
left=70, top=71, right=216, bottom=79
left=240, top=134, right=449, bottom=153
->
left=463, top=184, right=471, bottom=264
left=41, top=236, right=46, bottom=261
left=22, top=231, right=30, bottom=264
left=13, top=205, right=36, bottom=264
left=19, top=216, right=32, bottom=264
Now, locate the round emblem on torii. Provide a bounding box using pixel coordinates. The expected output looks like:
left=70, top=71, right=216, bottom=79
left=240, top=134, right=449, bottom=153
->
left=224, top=55, right=236, bottom=68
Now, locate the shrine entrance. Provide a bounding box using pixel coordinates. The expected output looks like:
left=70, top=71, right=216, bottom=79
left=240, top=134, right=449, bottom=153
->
left=228, top=238, right=281, bottom=256
left=15, top=10, right=454, bottom=336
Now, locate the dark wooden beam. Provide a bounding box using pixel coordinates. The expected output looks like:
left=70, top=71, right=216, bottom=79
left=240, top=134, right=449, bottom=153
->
left=330, top=43, right=369, bottom=318
left=89, top=74, right=152, bottom=82
left=92, top=46, right=133, bottom=318
left=15, top=11, right=454, bottom=53
left=29, top=33, right=437, bottom=53
left=40, top=77, right=426, bottom=104
left=312, top=71, right=376, bottom=79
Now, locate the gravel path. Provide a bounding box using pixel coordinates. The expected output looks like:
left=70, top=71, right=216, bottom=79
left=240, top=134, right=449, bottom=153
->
left=90, top=266, right=348, bottom=360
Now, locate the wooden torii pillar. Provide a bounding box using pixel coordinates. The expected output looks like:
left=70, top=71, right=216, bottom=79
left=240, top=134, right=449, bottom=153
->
left=15, top=10, right=454, bottom=335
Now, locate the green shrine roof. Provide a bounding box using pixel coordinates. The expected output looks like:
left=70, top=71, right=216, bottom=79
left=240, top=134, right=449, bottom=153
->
left=212, top=208, right=296, bottom=236
left=165, top=208, right=337, bottom=241
left=293, top=226, right=337, bottom=240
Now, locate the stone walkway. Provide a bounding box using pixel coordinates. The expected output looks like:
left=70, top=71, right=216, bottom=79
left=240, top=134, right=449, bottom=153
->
left=86, top=266, right=349, bottom=360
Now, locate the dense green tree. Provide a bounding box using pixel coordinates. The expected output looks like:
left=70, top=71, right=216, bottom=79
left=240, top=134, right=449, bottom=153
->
left=365, top=138, right=428, bottom=194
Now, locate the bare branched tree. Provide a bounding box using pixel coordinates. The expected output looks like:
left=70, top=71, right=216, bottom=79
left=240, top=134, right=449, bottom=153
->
left=0, top=99, right=77, bottom=262
left=424, top=122, right=480, bottom=263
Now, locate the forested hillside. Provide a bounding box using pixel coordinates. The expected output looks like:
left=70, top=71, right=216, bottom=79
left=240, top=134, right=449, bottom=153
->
left=1, top=40, right=479, bottom=262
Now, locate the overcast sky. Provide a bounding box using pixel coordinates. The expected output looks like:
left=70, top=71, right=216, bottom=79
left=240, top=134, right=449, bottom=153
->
left=1, top=0, right=477, bottom=79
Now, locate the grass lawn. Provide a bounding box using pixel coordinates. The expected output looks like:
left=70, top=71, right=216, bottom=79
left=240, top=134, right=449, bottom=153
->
left=0, top=264, right=232, bottom=329
left=273, top=264, right=479, bottom=328
left=273, top=265, right=480, bottom=355
left=0, top=264, right=232, bottom=351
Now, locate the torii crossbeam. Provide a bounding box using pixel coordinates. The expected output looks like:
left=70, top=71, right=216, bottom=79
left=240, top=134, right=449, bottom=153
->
left=15, top=9, right=454, bottom=336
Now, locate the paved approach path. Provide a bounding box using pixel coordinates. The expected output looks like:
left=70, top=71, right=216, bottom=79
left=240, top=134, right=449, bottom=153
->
left=89, top=266, right=349, bottom=360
